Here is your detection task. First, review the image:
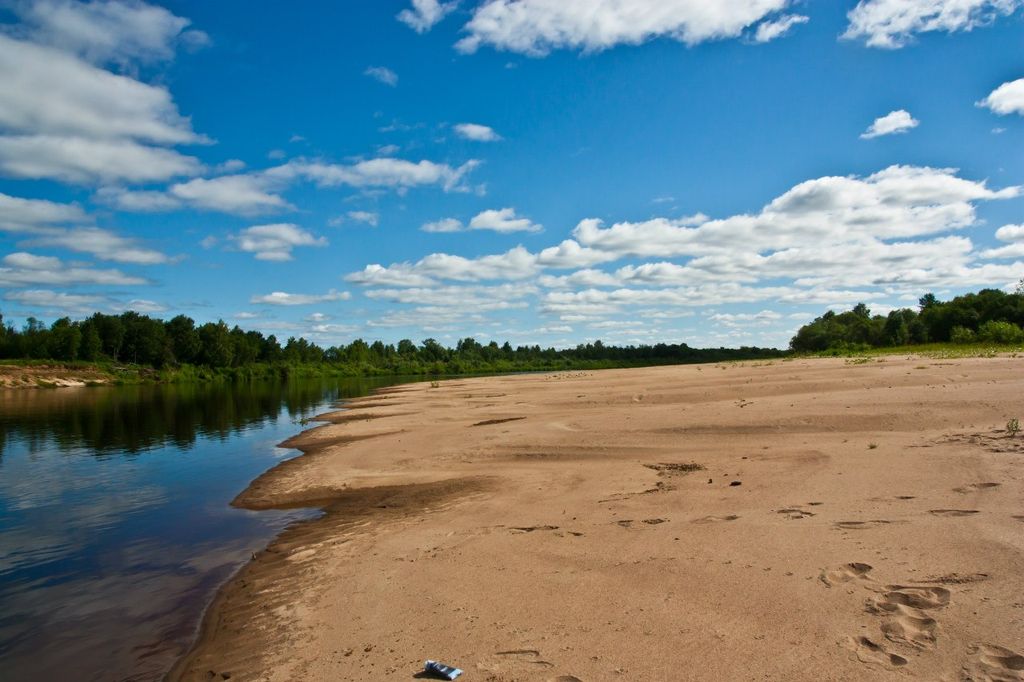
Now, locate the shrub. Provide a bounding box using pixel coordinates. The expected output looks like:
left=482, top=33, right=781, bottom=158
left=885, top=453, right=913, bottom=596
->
left=977, top=320, right=1024, bottom=345
left=949, top=326, right=976, bottom=344
left=1008, top=418, right=1020, bottom=437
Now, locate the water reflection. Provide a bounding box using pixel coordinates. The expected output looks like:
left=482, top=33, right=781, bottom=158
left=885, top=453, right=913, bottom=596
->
left=0, top=376, right=405, bottom=682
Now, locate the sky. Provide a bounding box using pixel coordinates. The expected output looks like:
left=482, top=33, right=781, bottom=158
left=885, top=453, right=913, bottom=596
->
left=0, top=0, right=1023, bottom=350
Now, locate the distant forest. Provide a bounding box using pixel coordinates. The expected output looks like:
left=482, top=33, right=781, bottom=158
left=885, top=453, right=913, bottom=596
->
left=790, top=287, right=1024, bottom=352
left=0, top=310, right=784, bottom=376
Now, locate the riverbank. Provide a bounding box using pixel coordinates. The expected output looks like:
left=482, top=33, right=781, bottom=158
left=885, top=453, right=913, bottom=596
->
left=171, top=356, right=1024, bottom=681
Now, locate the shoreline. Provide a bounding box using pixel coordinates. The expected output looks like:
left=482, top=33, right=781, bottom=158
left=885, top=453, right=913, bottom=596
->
left=168, top=358, right=1024, bottom=681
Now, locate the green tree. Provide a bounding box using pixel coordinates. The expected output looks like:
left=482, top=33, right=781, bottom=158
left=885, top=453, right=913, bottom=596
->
left=50, top=317, right=82, bottom=361
left=198, top=321, right=234, bottom=367
left=166, top=315, right=202, bottom=364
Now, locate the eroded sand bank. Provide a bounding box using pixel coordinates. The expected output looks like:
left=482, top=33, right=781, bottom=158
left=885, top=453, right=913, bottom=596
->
left=170, top=357, right=1024, bottom=681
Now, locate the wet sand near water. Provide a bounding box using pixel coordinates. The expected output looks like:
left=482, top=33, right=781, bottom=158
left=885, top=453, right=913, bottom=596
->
left=169, top=357, right=1024, bottom=681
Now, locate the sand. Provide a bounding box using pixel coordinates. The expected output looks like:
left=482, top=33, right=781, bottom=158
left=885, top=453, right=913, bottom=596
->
left=169, top=356, right=1024, bottom=681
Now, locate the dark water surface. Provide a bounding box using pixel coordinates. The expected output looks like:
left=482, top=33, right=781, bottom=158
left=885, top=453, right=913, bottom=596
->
left=0, top=377, right=408, bottom=682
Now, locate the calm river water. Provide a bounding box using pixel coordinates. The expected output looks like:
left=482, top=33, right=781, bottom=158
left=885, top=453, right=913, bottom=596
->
left=0, top=376, right=406, bottom=681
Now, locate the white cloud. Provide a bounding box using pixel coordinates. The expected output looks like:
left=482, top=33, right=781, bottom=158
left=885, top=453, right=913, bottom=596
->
left=347, top=246, right=539, bottom=286
left=231, top=223, right=327, bottom=261
left=455, top=0, right=793, bottom=55
left=995, top=224, right=1024, bottom=241
left=22, top=227, right=169, bottom=264
left=0, top=134, right=201, bottom=184
left=0, top=192, right=88, bottom=231
left=469, top=207, right=542, bottom=233
left=572, top=166, right=1017, bottom=259
left=275, top=158, right=480, bottom=193
left=421, top=218, right=464, bottom=233
left=12, top=0, right=209, bottom=67
left=214, top=159, right=247, bottom=174
left=95, top=186, right=184, bottom=211
left=0, top=252, right=146, bottom=287
left=843, top=0, right=1023, bottom=48
left=980, top=224, right=1024, bottom=259
left=860, top=109, right=919, bottom=139
left=250, top=290, right=351, bottom=306
left=364, top=66, right=398, bottom=86
left=753, top=13, right=809, bottom=42
left=4, top=288, right=105, bottom=312
left=106, top=157, right=479, bottom=216
left=0, top=34, right=202, bottom=144
left=397, top=0, right=457, bottom=33
left=344, top=165, right=1024, bottom=340
left=167, top=174, right=293, bottom=214
left=347, top=210, right=379, bottom=226
left=977, top=77, right=1024, bottom=116
left=454, top=123, right=502, bottom=141
left=0, top=31, right=205, bottom=184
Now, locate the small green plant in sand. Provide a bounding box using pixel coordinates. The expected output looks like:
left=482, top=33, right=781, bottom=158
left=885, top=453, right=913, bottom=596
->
left=1007, top=418, right=1020, bottom=438
left=429, top=380, right=441, bottom=388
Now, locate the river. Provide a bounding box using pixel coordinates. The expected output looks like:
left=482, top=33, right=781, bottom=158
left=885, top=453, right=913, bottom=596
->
left=0, top=376, right=408, bottom=681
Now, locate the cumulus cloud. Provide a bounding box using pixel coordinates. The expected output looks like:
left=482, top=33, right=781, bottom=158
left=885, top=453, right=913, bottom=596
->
left=346, top=210, right=380, bottom=226
left=364, top=65, right=398, bottom=86
left=421, top=218, right=464, bottom=233
left=0, top=23, right=206, bottom=185
left=753, top=13, right=809, bottom=42
left=0, top=252, right=147, bottom=287
left=572, top=166, right=1018, bottom=258
left=3, top=288, right=105, bottom=312
left=860, top=109, right=919, bottom=139
left=455, top=0, right=793, bottom=55
left=250, top=289, right=351, bottom=306
left=0, top=134, right=201, bottom=184
left=980, top=224, right=1024, bottom=259
left=397, top=0, right=457, bottom=32
left=469, top=207, right=542, bottom=233
left=345, top=164, right=1023, bottom=337
left=275, top=158, right=480, bottom=193
left=22, top=227, right=170, bottom=264
left=843, top=0, right=1023, bottom=48
left=347, top=246, right=539, bottom=287
left=454, top=123, right=502, bottom=141
left=977, top=77, right=1024, bottom=116
left=230, top=223, right=327, bottom=261
left=103, top=157, right=480, bottom=215
left=10, top=0, right=210, bottom=67
left=0, top=192, right=89, bottom=231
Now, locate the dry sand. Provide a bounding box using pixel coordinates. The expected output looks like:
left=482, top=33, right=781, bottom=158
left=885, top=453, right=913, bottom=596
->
left=170, top=356, right=1024, bottom=681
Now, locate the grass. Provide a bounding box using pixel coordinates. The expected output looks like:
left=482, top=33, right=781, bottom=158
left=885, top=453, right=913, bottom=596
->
left=801, top=342, right=1024, bottom=361
left=1008, top=418, right=1020, bottom=438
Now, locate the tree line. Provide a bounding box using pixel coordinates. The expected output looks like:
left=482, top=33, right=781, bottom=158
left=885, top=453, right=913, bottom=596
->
left=790, top=287, right=1024, bottom=352
left=0, top=310, right=784, bottom=376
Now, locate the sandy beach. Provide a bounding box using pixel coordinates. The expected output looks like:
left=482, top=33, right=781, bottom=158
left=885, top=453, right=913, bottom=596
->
left=170, top=357, right=1024, bottom=681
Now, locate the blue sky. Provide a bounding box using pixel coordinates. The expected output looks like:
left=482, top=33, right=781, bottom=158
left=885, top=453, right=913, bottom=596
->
left=1, top=0, right=1023, bottom=349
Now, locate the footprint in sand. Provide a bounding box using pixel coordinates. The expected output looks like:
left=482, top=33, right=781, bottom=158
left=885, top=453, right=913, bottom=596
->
left=778, top=507, right=815, bottom=519
left=510, top=525, right=560, bottom=533
left=929, top=509, right=980, bottom=517
left=834, top=520, right=893, bottom=530
left=963, top=643, right=1024, bottom=681
left=879, top=609, right=939, bottom=649
left=870, top=585, right=951, bottom=611
left=820, top=562, right=873, bottom=587
left=495, top=649, right=554, bottom=668
left=848, top=636, right=908, bottom=668
left=954, top=482, right=1001, bottom=494
left=692, top=515, right=740, bottom=524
